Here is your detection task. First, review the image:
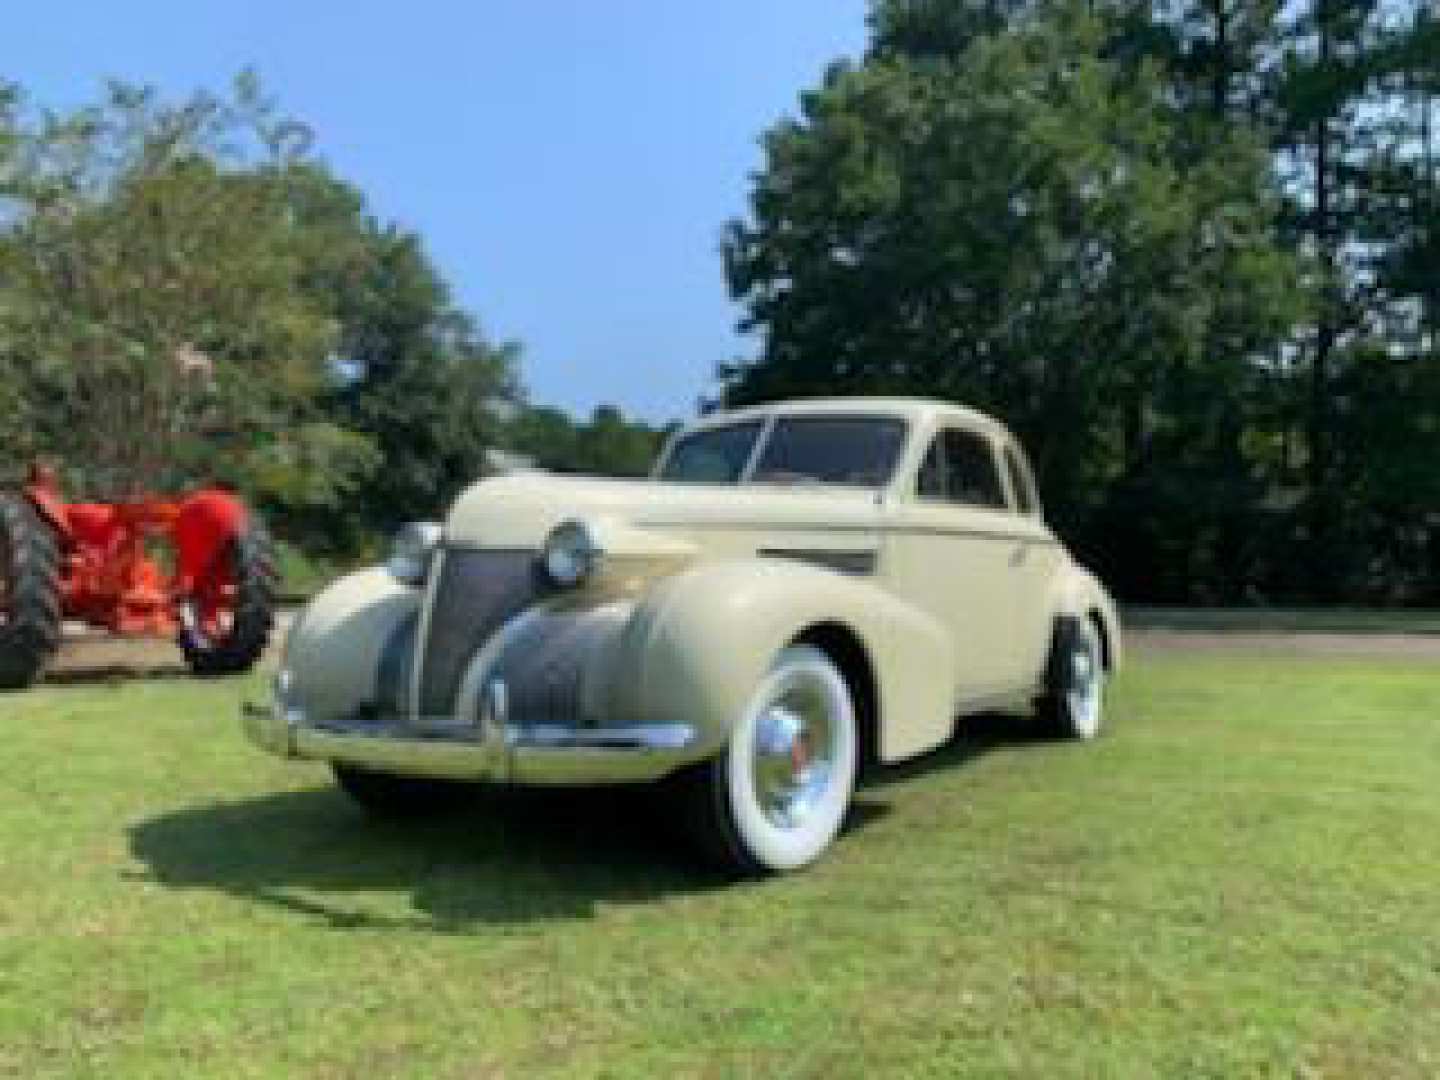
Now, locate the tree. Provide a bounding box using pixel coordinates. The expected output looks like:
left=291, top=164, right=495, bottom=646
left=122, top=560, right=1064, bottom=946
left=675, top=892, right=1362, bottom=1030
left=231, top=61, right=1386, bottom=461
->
left=507, top=404, right=672, bottom=477
left=0, top=76, right=350, bottom=500
left=0, top=76, right=525, bottom=560
left=723, top=2, right=1302, bottom=564
left=301, top=184, right=523, bottom=541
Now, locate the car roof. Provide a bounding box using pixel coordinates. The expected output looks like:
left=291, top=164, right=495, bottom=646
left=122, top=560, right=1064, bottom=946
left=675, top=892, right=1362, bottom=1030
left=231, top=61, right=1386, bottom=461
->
left=684, top=396, right=1011, bottom=439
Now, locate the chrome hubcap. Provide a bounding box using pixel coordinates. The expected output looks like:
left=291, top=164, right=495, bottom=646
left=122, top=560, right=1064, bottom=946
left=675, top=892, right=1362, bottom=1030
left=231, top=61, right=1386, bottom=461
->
left=752, top=681, right=836, bottom=830
left=1068, top=635, right=1102, bottom=735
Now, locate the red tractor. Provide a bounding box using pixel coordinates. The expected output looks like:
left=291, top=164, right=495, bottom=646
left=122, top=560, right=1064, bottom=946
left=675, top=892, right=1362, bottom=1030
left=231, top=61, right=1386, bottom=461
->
left=0, top=464, right=277, bottom=690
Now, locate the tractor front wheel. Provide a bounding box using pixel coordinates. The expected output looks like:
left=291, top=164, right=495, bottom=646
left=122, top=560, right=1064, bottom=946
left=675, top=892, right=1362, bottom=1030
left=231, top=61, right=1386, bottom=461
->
left=0, top=492, right=63, bottom=690
left=178, top=524, right=278, bottom=678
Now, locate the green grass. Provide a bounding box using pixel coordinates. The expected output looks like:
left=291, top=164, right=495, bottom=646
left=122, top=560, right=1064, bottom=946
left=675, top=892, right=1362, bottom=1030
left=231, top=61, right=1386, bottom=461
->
left=2, top=654, right=1439, bottom=1077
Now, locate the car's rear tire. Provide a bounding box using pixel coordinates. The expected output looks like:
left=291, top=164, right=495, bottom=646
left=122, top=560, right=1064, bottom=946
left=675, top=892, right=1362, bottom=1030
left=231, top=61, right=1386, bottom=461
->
left=0, top=492, right=63, bottom=691
left=675, top=644, right=858, bottom=876
left=332, top=764, right=477, bottom=819
left=1038, top=616, right=1106, bottom=739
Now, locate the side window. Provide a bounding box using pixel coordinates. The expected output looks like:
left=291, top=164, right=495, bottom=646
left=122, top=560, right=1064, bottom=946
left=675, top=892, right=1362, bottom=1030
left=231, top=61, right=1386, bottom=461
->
left=917, top=429, right=1007, bottom=509
left=1003, top=446, right=1039, bottom=515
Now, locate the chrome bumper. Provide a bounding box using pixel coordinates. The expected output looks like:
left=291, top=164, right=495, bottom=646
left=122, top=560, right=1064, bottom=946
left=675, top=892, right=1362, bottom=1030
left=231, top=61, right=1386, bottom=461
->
left=241, top=702, right=699, bottom=786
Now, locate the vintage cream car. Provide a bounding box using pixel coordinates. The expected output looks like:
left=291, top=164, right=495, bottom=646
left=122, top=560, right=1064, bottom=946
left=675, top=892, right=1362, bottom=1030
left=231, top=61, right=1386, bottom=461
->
left=243, top=398, right=1120, bottom=874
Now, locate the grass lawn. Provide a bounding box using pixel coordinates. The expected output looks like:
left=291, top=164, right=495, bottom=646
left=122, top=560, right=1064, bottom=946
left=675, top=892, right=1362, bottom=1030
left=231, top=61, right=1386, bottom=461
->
left=1, top=652, right=1438, bottom=1077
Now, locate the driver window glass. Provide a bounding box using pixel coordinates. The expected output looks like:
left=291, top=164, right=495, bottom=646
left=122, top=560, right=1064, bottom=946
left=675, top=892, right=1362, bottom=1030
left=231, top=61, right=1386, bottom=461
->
left=919, top=429, right=1007, bottom=509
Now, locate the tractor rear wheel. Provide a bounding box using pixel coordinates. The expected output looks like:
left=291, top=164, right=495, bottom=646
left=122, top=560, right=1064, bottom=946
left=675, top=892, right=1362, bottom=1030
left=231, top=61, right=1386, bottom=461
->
left=179, top=522, right=278, bottom=678
left=0, top=492, right=63, bottom=690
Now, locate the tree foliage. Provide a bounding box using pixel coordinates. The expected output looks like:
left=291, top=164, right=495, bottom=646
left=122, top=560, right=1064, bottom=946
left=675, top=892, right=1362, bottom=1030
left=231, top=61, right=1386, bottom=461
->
left=0, top=77, right=353, bottom=500
left=724, top=0, right=1440, bottom=604
left=0, top=76, right=574, bottom=558
left=507, top=405, right=673, bottom=478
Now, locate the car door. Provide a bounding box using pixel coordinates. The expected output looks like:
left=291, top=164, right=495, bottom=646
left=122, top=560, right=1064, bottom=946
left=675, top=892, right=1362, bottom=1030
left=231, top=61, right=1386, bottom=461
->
left=999, top=440, right=1065, bottom=685
left=880, top=423, right=1023, bottom=705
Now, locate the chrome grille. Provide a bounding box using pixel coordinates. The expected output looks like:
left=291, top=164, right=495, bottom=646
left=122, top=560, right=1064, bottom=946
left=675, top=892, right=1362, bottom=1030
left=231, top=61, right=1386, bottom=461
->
left=490, top=603, right=632, bottom=728
left=415, top=549, right=539, bottom=718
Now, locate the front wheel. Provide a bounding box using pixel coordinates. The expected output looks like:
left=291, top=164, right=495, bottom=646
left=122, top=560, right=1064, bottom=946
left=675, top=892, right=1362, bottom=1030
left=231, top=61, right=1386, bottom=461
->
left=676, top=644, right=858, bottom=876
left=1038, top=616, right=1106, bottom=739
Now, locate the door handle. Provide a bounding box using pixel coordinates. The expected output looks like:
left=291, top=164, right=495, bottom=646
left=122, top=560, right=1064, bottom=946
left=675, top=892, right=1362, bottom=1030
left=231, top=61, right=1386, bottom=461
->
left=1009, top=541, right=1028, bottom=568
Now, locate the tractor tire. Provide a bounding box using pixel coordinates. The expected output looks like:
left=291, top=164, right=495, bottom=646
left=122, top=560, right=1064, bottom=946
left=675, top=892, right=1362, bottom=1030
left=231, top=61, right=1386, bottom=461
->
left=0, top=492, right=63, bottom=690
left=179, top=521, right=279, bottom=678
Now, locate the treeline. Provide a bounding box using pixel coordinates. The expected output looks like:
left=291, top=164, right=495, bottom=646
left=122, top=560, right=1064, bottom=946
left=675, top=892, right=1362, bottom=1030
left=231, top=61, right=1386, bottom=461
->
left=0, top=75, right=667, bottom=559
left=723, top=0, right=1440, bottom=604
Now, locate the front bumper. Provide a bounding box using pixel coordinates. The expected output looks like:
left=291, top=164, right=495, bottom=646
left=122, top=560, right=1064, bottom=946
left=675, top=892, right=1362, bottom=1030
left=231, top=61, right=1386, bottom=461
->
left=241, top=700, right=698, bottom=786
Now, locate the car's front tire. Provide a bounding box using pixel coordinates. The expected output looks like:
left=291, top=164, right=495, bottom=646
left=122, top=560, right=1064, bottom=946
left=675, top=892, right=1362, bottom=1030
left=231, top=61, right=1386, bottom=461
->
left=677, top=644, right=858, bottom=876
left=1039, top=616, right=1106, bottom=739
left=331, top=764, right=477, bottom=819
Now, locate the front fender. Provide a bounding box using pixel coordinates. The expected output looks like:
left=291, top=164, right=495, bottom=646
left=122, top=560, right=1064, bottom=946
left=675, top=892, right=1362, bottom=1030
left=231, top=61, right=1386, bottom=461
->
left=282, top=568, right=420, bottom=723
left=608, top=559, right=957, bottom=763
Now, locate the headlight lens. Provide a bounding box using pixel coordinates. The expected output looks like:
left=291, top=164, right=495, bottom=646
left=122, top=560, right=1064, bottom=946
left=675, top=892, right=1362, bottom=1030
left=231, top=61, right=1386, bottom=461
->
left=387, top=521, right=442, bottom=586
left=541, top=520, right=601, bottom=588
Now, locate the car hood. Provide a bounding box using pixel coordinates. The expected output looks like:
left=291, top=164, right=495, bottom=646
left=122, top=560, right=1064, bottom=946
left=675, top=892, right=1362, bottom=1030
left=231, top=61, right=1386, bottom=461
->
left=444, top=472, right=883, bottom=553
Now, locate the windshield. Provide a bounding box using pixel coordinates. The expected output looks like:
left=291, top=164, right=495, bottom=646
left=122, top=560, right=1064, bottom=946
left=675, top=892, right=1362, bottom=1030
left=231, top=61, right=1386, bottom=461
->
left=656, top=420, right=764, bottom=483
left=751, top=416, right=907, bottom=489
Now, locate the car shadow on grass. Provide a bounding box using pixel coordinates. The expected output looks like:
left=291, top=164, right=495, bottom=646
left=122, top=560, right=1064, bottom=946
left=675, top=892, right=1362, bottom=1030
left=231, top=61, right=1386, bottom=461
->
left=126, top=713, right=1031, bottom=932
left=128, top=782, right=893, bottom=932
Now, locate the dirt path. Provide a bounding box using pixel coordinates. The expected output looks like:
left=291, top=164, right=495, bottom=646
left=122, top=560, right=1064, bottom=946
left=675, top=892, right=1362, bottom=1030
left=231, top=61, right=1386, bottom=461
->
left=1129, top=629, right=1440, bottom=659
left=44, top=614, right=296, bottom=684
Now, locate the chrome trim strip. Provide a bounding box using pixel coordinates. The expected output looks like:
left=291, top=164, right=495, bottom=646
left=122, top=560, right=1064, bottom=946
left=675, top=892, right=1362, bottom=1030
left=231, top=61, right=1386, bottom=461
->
left=639, top=517, right=1056, bottom=546
left=408, top=547, right=447, bottom=718
left=756, top=547, right=878, bottom=576
left=737, top=414, right=777, bottom=483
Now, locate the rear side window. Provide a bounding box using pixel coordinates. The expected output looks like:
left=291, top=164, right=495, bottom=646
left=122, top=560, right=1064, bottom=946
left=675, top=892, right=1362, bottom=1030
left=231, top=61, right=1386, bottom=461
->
left=917, top=429, right=1007, bottom=510
left=1003, top=446, right=1039, bottom=515
left=658, top=421, right=763, bottom=483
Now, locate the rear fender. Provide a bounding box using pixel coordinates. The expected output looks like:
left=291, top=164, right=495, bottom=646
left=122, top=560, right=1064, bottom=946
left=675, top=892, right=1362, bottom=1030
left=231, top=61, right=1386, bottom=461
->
left=1047, top=567, right=1123, bottom=672
left=172, top=488, right=251, bottom=594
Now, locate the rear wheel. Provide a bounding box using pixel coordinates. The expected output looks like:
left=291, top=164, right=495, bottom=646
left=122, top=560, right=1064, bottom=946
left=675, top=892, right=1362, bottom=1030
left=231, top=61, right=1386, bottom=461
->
left=1038, top=616, right=1106, bottom=739
left=676, top=645, right=858, bottom=876
left=179, top=523, right=278, bottom=677
left=0, top=493, right=62, bottom=690
left=332, top=764, right=477, bottom=819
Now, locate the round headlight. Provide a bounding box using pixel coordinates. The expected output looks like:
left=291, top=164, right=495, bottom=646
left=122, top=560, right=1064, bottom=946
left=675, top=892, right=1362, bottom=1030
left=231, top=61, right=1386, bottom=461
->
left=387, top=521, right=442, bottom=586
left=541, top=520, right=601, bottom=589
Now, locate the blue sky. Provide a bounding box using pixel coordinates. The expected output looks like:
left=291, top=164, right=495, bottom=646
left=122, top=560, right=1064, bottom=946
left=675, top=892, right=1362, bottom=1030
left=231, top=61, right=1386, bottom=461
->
left=13, top=1, right=869, bottom=423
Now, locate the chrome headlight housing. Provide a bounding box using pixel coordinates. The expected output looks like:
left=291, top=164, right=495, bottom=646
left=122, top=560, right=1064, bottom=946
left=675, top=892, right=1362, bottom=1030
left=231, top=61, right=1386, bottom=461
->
left=387, top=521, right=442, bottom=587
left=540, top=519, right=602, bottom=589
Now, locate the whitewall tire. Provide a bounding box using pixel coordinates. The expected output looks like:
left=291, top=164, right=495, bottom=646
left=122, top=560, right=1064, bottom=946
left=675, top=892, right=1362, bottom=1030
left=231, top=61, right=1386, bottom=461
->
left=678, top=644, right=858, bottom=875
left=1042, top=617, right=1106, bottom=740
